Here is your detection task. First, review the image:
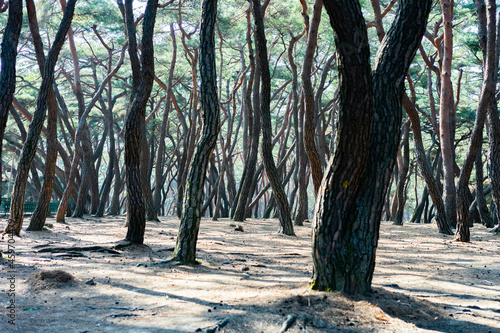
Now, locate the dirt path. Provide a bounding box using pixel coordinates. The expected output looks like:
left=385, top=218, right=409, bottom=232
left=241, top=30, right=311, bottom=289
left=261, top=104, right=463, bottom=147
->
left=0, top=216, right=499, bottom=332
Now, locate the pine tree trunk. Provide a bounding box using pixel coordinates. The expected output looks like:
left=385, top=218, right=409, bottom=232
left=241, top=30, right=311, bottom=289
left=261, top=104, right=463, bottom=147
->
left=124, top=0, right=159, bottom=244
left=5, top=0, right=76, bottom=236
left=456, top=0, right=497, bottom=242
left=302, top=0, right=323, bottom=195
left=402, top=94, right=452, bottom=234
left=26, top=0, right=59, bottom=231
left=154, top=24, right=177, bottom=215
left=232, top=6, right=259, bottom=222
left=393, top=119, right=410, bottom=225
left=312, top=0, right=432, bottom=294
left=0, top=0, right=22, bottom=205
left=251, top=0, right=294, bottom=235
left=173, top=0, right=220, bottom=262
left=439, top=0, right=457, bottom=228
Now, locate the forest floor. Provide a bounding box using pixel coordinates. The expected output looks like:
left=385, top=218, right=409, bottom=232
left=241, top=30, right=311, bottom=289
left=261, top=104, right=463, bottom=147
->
left=0, top=215, right=499, bottom=333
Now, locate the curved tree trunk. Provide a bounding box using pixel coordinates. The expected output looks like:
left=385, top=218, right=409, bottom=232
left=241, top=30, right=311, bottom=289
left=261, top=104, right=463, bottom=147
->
left=302, top=0, right=323, bottom=195
left=287, top=32, right=306, bottom=226
left=5, top=0, right=76, bottom=236
left=402, top=94, right=453, bottom=234
left=154, top=24, right=177, bottom=215
left=26, top=0, right=60, bottom=231
left=311, top=0, right=373, bottom=294
left=456, top=0, right=497, bottom=241
left=124, top=0, right=159, bottom=244
left=172, top=0, right=220, bottom=262
left=0, top=0, right=22, bottom=204
left=312, top=0, right=432, bottom=294
left=232, top=5, right=259, bottom=222
left=251, top=0, right=294, bottom=235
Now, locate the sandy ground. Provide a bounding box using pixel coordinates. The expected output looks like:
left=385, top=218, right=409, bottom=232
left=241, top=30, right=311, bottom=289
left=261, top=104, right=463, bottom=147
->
left=0, top=215, right=499, bottom=333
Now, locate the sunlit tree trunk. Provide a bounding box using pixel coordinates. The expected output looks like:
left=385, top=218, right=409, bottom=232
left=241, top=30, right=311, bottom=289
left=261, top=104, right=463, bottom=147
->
left=312, top=0, right=432, bottom=294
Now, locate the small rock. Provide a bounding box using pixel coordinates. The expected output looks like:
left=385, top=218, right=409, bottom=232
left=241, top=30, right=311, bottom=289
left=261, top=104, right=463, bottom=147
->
left=241, top=266, right=250, bottom=272
left=85, top=278, right=96, bottom=286
left=234, top=225, right=244, bottom=232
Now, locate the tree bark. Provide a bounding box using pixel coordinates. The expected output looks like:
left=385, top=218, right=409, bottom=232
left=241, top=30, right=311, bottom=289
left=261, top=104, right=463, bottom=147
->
left=402, top=95, right=453, bottom=234
left=26, top=0, right=60, bottom=231
left=393, top=119, right=410, bottom=225
left=172, top=0, right=220, bottom=262
left=302, top=0, right=323, bottom=195
left=456, top=0, right=497, bottom=241
left=232, top=5, right=259, bottom=222
left=312, top=0, right=432, bottom=294
left=154, top=24, right=177, bottom=215
left=5, top=0, right=76, bottom=236
left=439, top=0, right=457, bottom=228
left=251, top=0, right=294, bottom=235
left=124, top=0, right=159, bottom=244
left=311, top=0, right=373, bottom=294
left=0, top=0, right=22, bottom=203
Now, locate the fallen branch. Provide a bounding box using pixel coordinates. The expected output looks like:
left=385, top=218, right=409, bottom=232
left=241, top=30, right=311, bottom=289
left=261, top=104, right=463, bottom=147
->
left=37, top=245, right=120, bottom=255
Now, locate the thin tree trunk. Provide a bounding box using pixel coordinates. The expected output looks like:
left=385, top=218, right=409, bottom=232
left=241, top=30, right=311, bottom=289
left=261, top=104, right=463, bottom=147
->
left=251, top=0, right=294, bottom=235
left=154, top=24, right=177, bottom=215
left=232, top=5, right=259, bottom=222
left=439, top=0, right=457, bottom=228
left=302, top=0, right=323, bottom=195
left=456, top=0, right=498, bottom=241
left=393, top=119, right=410, bottom=225
left=403, top=95, right=452, bottom=234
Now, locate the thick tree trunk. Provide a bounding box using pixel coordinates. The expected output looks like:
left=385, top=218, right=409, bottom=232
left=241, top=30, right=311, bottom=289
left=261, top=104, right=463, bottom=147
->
left=251, top=0, right=294, bottom=235
left=5, top=0, right=76, bottom=236
left=172, top=0, right=219, bottom=262
left=312, top=0, right=432, bottom=294
left=311, top=0, right=373, bottom=293
left=124, top=0, right=159, bottom=244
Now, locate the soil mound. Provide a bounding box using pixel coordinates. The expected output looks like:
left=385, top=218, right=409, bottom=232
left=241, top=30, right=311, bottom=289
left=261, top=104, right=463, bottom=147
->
left=27, top=269, right=74, bottom=290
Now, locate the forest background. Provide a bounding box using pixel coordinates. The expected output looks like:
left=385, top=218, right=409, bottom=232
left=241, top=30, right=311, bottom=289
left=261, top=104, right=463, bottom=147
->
left=0, top=0, right=499, bottom=294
